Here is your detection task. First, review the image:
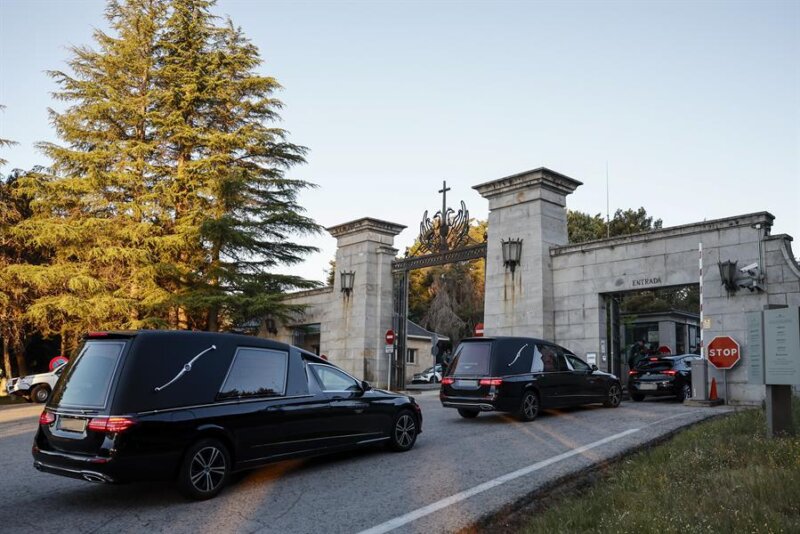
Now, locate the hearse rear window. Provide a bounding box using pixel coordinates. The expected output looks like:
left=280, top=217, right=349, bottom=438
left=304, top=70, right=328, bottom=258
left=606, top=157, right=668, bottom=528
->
left=219, top=348, right=288, bottom=399
left=450, top=342, right=491, bottom=376
left=51, top=341, right=125, bottom=408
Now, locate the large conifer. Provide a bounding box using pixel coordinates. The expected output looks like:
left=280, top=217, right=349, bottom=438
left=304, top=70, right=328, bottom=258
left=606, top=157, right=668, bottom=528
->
left=154, top=0, right=320, bottom=330
left=15, top=0, right=170, bottom=351
left=17, top=0, right=319, bottom=340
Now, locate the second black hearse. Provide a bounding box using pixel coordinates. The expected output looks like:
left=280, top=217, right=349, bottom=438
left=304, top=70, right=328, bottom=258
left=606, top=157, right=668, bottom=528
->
left=33, top=331, right=421, bottom=499
left=440, top=337, right=622, bottom=421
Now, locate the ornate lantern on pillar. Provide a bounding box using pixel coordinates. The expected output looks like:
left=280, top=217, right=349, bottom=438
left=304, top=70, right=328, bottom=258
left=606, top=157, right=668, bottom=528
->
left=501, top=238, right=523, bottom=274
left=340, top=270, right=355, bottom=297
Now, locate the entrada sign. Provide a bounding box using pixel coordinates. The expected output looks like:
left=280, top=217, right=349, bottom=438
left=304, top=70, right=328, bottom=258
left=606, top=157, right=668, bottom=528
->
left=632, top=276, right=662, bottom=287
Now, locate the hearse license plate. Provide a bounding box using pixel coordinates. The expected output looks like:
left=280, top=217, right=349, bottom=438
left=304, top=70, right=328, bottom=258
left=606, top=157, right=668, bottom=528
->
left=58, top=416, right=87, bottom=433
left=454, top=379, right=478, bottom=388
left=638, top=383, right=657, bottom=391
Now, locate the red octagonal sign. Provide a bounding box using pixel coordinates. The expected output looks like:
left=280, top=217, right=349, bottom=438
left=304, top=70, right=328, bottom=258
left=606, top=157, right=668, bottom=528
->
left=707, top=336, right=741, bottom=370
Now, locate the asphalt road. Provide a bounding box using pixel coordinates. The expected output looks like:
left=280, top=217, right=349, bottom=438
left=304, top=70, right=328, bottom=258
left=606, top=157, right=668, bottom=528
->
left=0, top=395, right=731, bottom=534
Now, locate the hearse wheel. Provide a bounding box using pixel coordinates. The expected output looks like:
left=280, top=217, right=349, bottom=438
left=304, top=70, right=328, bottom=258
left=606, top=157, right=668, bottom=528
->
left=388, top=410, right=418, bottom=452
left=604, top=384, right=622, bottom=408
left=677, top=383, right=692, bottom=402
left=457, top=408, right=480, bottom=419
left=31, top=385, right=51, bottom=404
left=518, top=391, right=539, bottom=422
left=179, top=438, right=230, bottom=500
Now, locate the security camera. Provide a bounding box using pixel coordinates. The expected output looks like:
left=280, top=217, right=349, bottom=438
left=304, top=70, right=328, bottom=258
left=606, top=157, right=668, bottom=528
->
left=739, top=262, right=759, bottom=275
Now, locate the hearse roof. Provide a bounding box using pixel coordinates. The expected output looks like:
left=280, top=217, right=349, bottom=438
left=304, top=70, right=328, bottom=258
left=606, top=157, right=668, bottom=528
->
left=85, top=330, right=292, bottom=350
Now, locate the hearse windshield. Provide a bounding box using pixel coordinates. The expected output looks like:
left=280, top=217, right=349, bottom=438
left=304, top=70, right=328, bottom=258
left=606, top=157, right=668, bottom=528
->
left=449, top=342, right=491, bottom=376
left=50, top=340, right=126, bottom=409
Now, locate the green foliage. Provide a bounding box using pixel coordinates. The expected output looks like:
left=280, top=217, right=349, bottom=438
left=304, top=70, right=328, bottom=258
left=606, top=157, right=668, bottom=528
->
left=619, top=285, right=700, bottom=314
left=7, top=0, right=319, bottom=351
left=568, top=207, right=663, bottom=244
left=522, top=400, right=800, bottom=533
left=407, top=220, right=486, bottom=344
left=0, top=105, right=17, bottom=167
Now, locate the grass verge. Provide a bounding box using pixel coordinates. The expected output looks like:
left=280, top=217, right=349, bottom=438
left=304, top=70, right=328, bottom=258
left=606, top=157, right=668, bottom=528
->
left=510, top=401, right=800, bottom=533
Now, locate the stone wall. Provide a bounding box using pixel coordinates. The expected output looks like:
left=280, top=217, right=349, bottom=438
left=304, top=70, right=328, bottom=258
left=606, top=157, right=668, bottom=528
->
left=549, top=211, right=799, bottom=405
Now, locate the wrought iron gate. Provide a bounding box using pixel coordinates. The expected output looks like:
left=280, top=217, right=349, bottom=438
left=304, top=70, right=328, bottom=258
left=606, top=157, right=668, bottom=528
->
left=389, top=181, right=487, bottom=389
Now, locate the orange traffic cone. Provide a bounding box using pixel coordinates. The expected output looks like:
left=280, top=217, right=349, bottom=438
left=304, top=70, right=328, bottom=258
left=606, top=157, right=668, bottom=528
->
left=709, top=377, right=719, bottom=401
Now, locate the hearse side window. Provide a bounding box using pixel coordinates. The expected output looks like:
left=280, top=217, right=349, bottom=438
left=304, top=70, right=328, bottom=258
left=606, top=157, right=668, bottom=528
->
left=531, top=345, right=544, bottom=372
left=51, top=341, right=126, bottom=409
left=537, top=344, right=563, bottom=372
left=309, top=364, right=360, bottom=392
left=566, top=354, right=591, bottom=372
left=218, top=348, right=288, bottom=400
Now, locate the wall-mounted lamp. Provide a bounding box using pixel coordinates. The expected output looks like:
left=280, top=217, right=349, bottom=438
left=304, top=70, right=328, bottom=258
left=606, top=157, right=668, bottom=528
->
left=340, top=270, right=355, bottom=296
left=718, top=260, right=739, bottom=293
left=501, top=238, right=523, bottom=274
left=718, top=259, right=764, bottom=294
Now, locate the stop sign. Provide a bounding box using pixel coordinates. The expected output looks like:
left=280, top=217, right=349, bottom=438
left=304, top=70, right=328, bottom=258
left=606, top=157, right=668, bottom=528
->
left=707, top=336, right=741, bottom=369
left=385, top=329, right=395, bottom=345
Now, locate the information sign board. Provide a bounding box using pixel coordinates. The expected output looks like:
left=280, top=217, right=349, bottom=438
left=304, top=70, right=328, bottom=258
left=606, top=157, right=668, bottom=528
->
left=764, top=307, right=800, bottom=385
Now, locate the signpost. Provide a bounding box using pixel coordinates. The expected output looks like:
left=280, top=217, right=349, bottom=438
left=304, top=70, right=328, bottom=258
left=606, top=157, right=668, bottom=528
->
left=763, top=307, right=799, bottom=437
left=707, top=336, right=741, bottom=370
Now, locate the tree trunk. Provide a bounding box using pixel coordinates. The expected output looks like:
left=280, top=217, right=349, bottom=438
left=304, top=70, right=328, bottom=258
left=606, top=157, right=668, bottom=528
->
left=207, top=306, right=219, bottom=332
left=2, top=336, right=12, bottom=380
left=13, top=340, right=27, bottom=376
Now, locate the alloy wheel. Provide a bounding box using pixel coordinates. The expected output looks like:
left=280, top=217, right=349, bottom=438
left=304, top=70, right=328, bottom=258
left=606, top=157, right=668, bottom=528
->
left=189, top=446, right=227, bottom=494
left=521, top=392, right=539, bottom=421
left=394, top=414, right=416, bottom=449
left=607, top=384, right=621, bottom=407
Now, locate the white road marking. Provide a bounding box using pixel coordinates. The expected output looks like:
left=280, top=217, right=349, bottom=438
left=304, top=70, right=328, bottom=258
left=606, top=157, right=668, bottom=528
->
left=356, top=427, right=640, bottom=534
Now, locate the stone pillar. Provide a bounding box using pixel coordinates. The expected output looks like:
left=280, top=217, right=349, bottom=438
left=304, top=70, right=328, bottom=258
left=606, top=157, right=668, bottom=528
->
left=326, top=218, right=405, bottom=385
left=474, top=168, right=582, bottom=338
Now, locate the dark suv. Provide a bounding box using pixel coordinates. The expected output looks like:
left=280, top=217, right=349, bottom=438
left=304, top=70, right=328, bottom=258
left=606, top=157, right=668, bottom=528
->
left=33, top=331, right=421, bottom=499
left=628, top=354, right=700, bottom=402
left=440, top=337, right=622, bottom=421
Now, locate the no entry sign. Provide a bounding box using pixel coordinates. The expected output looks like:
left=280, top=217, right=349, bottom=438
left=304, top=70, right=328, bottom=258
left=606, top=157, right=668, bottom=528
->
left=385, top=329, right=395, bottom=345
left=474, top=323, right=484, bottom=337
left=707, top=336, right=741, bottom=369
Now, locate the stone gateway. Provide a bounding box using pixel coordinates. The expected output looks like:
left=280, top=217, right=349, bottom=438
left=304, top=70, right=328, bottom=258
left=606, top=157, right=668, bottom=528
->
left=268, top=167, right=800, bottom=405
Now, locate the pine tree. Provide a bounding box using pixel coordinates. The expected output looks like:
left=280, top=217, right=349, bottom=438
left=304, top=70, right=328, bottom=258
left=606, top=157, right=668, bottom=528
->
left=154, top=0, right=320, bottom=330
left=16, top=0, right=320, bottom=342
left=15, top=0, right=171, bottom=352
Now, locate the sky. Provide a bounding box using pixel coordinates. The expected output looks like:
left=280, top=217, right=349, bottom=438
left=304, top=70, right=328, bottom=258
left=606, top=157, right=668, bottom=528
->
left=1, top=0, right=798, bottom=283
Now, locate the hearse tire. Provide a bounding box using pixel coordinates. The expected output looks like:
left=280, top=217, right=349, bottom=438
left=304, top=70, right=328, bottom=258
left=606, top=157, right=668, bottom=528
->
left=457, top=408, right=480, bottom=419
left=604, top=383, right=622, bottom=408
left=518, top=390, right=540, bottom=422
left=178, top=438, right=231, bottom=500
left=388, top=410, right=418, bottom=452
left=677, top=383, right=692, bottom=402
left=631, top=393, right=645, bottom=402
left=31, top=385, right=50, bottom=404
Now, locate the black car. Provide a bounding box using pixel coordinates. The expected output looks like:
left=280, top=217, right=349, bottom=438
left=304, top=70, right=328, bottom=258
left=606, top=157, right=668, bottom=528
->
left=439, top=337, right=622, bottom=421
left=628, top=354, right=700, bottom=402
left=33, top=331, right=421, bottom=500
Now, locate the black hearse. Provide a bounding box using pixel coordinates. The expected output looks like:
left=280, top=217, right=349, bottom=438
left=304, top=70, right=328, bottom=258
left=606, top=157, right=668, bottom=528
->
left=33, top=331, right=421, bottom=499
left=440, top=337, right=622, bottom=421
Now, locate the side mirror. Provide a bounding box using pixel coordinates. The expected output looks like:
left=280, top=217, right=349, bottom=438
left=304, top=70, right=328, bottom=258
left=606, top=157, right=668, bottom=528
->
left=591, top=364, right=599, bottom=372
left=361, top=380, right=372, bottom=391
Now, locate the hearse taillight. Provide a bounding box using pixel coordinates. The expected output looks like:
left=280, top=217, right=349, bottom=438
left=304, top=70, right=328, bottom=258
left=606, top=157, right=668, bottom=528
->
left=88, top=416, right=137, bottom=433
